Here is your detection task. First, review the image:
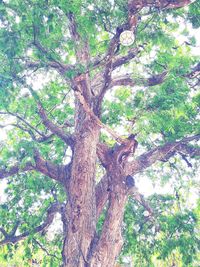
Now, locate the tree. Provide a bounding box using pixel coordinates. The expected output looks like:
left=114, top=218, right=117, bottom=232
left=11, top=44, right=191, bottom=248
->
left=0, top=0, right=200, bottom=266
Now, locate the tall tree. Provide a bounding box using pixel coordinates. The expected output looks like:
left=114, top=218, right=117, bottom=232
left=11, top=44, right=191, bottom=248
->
left=0, top=0, right=200, bottom=266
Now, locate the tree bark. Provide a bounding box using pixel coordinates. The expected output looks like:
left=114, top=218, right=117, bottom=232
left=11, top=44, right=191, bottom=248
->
left=62, top=97, right=100, bottom=266
left=90, top=166, right=128, bottom=267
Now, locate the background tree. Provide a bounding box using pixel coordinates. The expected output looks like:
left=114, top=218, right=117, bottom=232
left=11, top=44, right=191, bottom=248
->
left=0, top=0, right=200, bottom=266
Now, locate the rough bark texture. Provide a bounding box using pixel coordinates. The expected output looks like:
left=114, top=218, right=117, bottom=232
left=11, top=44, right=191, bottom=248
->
left=62, top=112, right=100, bottom=266
left=90, top=166, right=128, bottom=267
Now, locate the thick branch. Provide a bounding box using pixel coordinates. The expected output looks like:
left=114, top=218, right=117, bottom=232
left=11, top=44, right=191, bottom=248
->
left=95, top=174, right=109, bottom=219
left=0, top=151, right=66, bottom=183
left=128, top=0, right=194, bottom=13
left=96, top=143, right=110, bottom=168
left=95, top=177, right=154, bottom=221
left=109, top=71, right=168, bottom=89
left=125, top=134, right=200, bottom=175
left=112, top=47, right=141, bottom=70
left=0, top=202, right=62, bottom=246
left=26, top=60, right=74, bottom=75
left=0, top=163, right=33, bottom=180
left=33, top=150, right=67, bottom=183
left=104, top=61, right=199, bottom=91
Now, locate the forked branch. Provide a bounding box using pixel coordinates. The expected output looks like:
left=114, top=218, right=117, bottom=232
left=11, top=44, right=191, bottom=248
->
left=0, top=150, right=66, bottom=183
left=0, top=202, right=63, bottom=246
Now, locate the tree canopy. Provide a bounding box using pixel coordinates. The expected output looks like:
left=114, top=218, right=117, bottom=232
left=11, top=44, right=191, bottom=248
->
left=0, top=0, right=200, bottom=266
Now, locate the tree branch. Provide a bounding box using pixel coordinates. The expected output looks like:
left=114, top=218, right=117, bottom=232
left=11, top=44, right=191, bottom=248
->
left=1, top=78, right=74, bottom=148
left=25, top=59, right=74, bottom=75
left=0, top=111, right=45, bottom=137
left=128, top=0, right=194, bottom=13
left=95, top=24, right=130, bottom=113
left=0, top=122, right=54, bottom=143
left=0, top=150, right=66, bottom=183
left=0, top=202, right=63, bottom=246
left=131, top=187, right=154, bottom=215
left=109, top=71, right=168, bottom=89
left=37, top=103, right=74, bottom=147
left=33, top=149, right=67, bottom=183
left=31, top=23, right=73, bottom=75
left=95, top=174, right=109, bottom=219
left=112, top=47, right=141, bottom=70
left=33, top=238, right=60, bottom=260
left=185, top=62, right=200, bottom=78
left=67, top=12, right=90, bottom=65
left=0, top=228, right=8, bottom=238
left=74, top=90, right=124, bottom=143
left=125, top=134, right=200, bottom=175
left=0, top=163, right=34, bottom=180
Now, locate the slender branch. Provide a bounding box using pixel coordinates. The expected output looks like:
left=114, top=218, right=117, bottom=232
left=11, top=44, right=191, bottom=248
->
left=0, top=202, right=62, bottom=246
left=131, top=187, right=153, bottom=215
left=33, top=238, right=60, bottom=260
left=37, top=103, right=74, bottom=147
left=9, top=221, right=20, bottom=236
left=95, top=24, right=130, bottom=112
left=31, top=23, right=73, bottom=75
left=0, top=228, right=8, bottom=237
left=91, top=46, right=141, bottom=74
left=18, top=75, right=74, bottom=147
left=0, top=122, right=54, bottom=143
left=0, top=111, right=45, bottom=137
left=0, top=76, right=74, bottom=147
left=185, top=62, right=200, bottom=78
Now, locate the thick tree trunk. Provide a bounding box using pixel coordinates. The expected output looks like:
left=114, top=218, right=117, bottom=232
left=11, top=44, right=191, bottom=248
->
left=62, top=100, right=100, bottom=266
left=90, top=193, right=127, bottom=267
left=90, top=167, right=128, bottom=267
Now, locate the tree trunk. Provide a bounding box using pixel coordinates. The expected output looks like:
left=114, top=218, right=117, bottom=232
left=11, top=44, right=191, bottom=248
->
left=62, top=99, right=100, bottom=266
left=90, top=167, right=128, bottom=267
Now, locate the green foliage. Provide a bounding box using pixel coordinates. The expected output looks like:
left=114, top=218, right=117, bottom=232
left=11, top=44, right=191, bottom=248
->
left=122, top=195, right=199, bottom=267
left=0, top=0, right=199, bottom=265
